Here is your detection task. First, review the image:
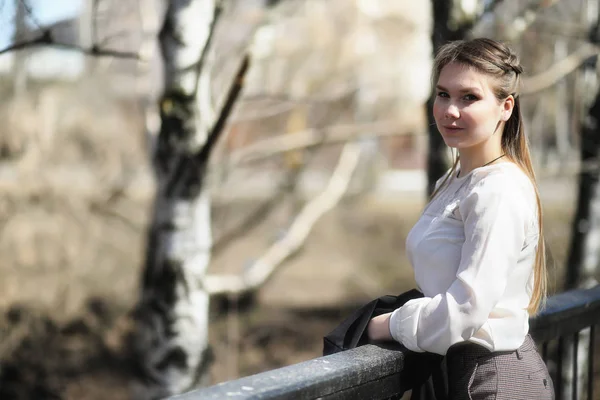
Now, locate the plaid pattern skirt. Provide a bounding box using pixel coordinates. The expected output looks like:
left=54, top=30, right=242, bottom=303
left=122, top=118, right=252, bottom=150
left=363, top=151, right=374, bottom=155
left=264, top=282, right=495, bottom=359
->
left=445, top=335, right=554, bottom=400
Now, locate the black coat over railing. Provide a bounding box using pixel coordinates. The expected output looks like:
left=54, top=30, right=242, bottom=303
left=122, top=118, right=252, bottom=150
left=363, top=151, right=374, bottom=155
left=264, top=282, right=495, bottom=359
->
left=169, top=285, right=600, bottom=400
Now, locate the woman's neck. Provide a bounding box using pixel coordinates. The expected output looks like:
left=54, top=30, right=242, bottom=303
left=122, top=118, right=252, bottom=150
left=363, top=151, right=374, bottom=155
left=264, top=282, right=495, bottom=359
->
left=458, top=143, right=505, bottom=176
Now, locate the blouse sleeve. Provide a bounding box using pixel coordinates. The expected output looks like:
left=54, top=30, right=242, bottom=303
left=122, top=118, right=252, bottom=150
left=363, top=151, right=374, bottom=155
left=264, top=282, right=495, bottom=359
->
left=388, top=173, right=531, bottom=355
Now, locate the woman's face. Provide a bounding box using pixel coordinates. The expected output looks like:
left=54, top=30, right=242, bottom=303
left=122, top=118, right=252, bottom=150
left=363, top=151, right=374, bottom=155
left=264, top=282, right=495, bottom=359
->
left=433, top=62, right=513, bottom=151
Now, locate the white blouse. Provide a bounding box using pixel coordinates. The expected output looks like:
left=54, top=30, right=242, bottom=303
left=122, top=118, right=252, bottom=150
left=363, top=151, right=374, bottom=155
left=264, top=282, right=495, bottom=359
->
left=389, top=162, right=539, bottom=356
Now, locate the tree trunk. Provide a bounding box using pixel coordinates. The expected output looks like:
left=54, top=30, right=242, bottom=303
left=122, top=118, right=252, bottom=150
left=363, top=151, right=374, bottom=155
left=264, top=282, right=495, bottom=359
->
left=129, top=1, right=226, bottom=398
left=426, top=1, right=451, bottom=196
left=561, top=65, right=600, bottom=400
left=553, top=38, right=571, bottom=169
left=426, top=0, right=475, bottom=196
left=426, top=0, right=509, bottom=195
left=561, top=1, right=600, bottom=395
left=566, top=92, right=600, bottom=290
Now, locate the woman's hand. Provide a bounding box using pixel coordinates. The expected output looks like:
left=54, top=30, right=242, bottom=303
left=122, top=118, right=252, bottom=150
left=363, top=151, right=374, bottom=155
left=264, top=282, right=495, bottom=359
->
left=367, top=312, right=394, bottom=342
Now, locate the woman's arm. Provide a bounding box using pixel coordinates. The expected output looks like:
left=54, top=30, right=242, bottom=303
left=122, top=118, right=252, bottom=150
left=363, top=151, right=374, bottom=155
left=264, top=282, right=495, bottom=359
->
left=366, top=168, right=454, bottom=343
left=373, top=173, right=533, bottom=354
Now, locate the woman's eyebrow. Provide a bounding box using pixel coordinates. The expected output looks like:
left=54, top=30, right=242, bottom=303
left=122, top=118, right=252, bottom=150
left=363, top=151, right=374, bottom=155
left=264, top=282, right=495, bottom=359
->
left=436, top=84, right=481, bottom=94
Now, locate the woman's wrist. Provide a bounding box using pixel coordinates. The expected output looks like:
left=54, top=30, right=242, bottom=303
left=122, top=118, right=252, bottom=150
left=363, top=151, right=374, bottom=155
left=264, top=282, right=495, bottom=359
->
left=367, top=312, right=393, bottom=341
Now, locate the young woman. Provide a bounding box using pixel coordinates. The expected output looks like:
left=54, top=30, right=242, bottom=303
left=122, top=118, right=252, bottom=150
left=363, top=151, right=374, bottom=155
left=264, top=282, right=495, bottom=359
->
left=367, top=38, right=554, bottom=399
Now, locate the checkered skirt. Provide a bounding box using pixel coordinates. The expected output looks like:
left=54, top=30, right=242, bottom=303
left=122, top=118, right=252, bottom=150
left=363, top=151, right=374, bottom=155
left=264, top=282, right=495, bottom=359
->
left=445, top=335, right=555, bottom=400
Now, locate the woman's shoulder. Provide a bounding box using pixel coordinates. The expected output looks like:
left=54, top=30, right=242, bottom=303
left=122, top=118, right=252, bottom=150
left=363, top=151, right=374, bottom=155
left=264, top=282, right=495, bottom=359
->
left=470, top=162, right=533, bottom=190
left=466, top=162, right=537, bottom=208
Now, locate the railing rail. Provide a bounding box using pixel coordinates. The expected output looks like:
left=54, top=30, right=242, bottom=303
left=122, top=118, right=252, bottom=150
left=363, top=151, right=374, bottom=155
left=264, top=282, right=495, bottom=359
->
left=530, top=285, right=600, bottom=400
left=530, top=285, right=600, bottom=342
left=170, top=285, right=600, bottom=400
left=170, top=344, right=410, bottom=400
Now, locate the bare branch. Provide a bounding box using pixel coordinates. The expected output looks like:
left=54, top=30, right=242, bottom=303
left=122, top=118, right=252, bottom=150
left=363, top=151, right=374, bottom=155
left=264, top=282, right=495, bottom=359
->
left=483, top=0, right=506, bottom=15
left=500, top=0, right=562, bottom=42
left=522, top=44, right=600, bottom=95
left=224, top=119, right=413, bottom=166
left=211, top=189, right=286, bottom=256
left=18, top=0, right=43, bottom=31
left=232, top=100, right=297, bottom=122
left=92, top=0, right=100, bottom=45
left=0, top=30, right=140, bottom=59
left=461, top=0, right=506, bottom=35
left=193, top=56, right=250, bottom=172
left=204, top=141, right=363, bottom=295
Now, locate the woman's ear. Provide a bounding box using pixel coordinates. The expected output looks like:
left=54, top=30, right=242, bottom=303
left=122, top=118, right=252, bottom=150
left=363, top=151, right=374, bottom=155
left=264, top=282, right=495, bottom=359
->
left=502, top=95, right=515, bottom=122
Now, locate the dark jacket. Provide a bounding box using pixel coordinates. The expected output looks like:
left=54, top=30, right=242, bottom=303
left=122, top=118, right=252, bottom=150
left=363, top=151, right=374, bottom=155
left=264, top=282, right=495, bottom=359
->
left=322, top=289, right=447, bottom=400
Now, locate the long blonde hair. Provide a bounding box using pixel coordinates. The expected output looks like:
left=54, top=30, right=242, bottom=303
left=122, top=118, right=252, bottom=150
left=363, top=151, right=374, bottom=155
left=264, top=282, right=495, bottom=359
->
left=430, top=38, right=546, bottom=315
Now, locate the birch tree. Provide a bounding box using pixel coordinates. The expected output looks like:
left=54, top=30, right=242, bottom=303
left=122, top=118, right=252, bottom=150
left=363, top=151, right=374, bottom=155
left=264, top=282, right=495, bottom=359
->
left=1, top=1, right=419, bottom=396
left=127, top=1, right=365, bottom=397
left=125, top=1, right=256, bottom=398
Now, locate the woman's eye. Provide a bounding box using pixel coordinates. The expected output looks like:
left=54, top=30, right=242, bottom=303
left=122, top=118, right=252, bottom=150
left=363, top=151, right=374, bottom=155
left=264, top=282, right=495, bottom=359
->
left=464, top=94, right=478, bottom=101
left=437, top=91, right=449, bottom=98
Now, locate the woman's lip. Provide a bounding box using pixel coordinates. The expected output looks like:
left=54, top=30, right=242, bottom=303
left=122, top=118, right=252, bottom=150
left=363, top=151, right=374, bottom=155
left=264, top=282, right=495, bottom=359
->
left=443, top=126, right=463, bottom=130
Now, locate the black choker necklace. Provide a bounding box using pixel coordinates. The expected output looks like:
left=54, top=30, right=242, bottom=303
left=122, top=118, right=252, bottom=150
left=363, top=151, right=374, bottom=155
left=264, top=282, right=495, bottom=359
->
left=457, top=154, right=505, bottom=178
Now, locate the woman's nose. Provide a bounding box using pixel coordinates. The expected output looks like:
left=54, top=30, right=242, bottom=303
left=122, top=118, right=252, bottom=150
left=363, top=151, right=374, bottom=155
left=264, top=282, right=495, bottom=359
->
left=445, top=104, right=459, bottom=119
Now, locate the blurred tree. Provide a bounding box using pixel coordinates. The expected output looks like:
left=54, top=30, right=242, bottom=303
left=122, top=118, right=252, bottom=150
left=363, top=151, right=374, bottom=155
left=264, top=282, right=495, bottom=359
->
left=567, top=0, right=600, bottom=293
left=127, top=1, right=251, bottom=398
left=427, top=0, right=455, bottom=196
left=127, top=2, right=370, bottom=397
left=426, top=0, right=503, bottom=195
left=562, top=3, right=600, bottom=399
left=562, top=75, right=599, bottom=400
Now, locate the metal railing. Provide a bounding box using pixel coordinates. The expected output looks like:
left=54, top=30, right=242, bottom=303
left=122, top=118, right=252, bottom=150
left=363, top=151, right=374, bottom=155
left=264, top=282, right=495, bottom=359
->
left=530, top=285, right=600, bottom=400
left=170, top=285, right=600, bottom=400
